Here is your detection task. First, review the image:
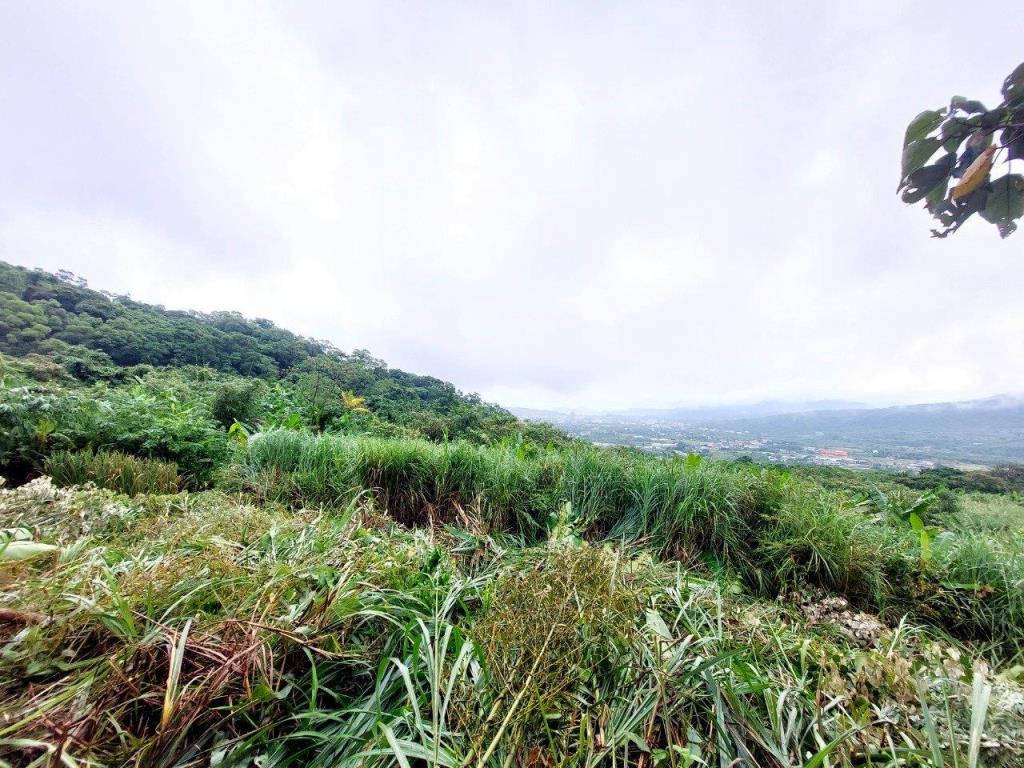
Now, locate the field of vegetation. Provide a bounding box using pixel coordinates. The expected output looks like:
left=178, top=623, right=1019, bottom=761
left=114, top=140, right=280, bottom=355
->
left=2, top=267, right=1024, bottom=767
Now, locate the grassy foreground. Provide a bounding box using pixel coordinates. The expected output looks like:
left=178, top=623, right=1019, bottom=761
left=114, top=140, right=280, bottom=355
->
left=2, top=433, right=1024, bottom=767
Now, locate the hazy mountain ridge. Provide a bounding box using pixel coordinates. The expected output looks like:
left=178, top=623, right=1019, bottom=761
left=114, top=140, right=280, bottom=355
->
left=515, top=394, right=1024, bottom=423
left=718, top=395, right=1024, bottom=433
left=509, top=402, right=868, bottom=424
left=616, top=399, right=869, bottom=421
left=514, top=395, right=1024, bottom=468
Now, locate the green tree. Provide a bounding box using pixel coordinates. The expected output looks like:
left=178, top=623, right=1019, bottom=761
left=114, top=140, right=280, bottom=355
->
left=899, top=61, right=1024, bottom=238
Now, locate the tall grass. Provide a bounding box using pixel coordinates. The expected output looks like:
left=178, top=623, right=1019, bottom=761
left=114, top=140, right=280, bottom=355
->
left=240, top=432, right=553, bottom=530
left=45, top=448, right=181, bottom=496
left=238, top=431, right=769, bottom=543
left=233, top=430, right=1024, bottom=661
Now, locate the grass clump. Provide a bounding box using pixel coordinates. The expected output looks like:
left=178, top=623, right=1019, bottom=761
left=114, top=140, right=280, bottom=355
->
left=472, top=541, right=644, bottom=741
left=45, top=448, right=181, bottom=496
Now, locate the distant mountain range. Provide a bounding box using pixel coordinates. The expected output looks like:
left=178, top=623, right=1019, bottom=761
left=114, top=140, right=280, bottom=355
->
left=715, top=394, right=1024, bottom=441
left=616, top=399, right=869, bottom=422
left=510, top=400, right=864, bottom=423
left=514, top=395, right=1024, bottom=427
left=513, top=395, right=1024, bottom=466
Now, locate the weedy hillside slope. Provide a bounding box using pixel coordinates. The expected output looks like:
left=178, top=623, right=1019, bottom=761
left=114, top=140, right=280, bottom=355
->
left=2, top=358, right=1024, bottom=766
left=2, top=478, right=1023, bottom=767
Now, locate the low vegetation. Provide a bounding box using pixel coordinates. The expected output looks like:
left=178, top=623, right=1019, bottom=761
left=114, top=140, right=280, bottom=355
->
left=228, top=430, right=1024, bottom=662
left=2, top=480, right=1022, bottom=767
left=44, top=449, right=181, bottom=496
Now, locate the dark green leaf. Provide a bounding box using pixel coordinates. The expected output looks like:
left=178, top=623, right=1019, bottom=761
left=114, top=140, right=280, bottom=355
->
left=901, top=158, right=953, bottom=203
left=931, top=186, right=989, bottom=238
left=980, top=107, right=1007, bottom=129
left=960, top=185, right=990, bottom=217
left=953, top=145, right=980, bottom=178
left=980, top=173, right=1024, bottom=238
left=967, top=131, right=992, bottom=151
left=1002, top=62, right=1024, bottom=105
left=930, top=198, right=955, bottom=224
left=941, top=119, right=969, bottom=138
left=904, top=109, right=944, bottom=147
left=951, top=96, right=987, bottom=114
left=940, top=118, right=973, bottom=153
left=1002, top=118, right=1024, bottom=162
left=925, top=177, right=949, bottom=213
left=901, top=138, right=941, bottom=183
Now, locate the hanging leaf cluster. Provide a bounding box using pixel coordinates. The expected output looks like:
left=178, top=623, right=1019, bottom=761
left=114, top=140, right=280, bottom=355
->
left=899, top=61, right=1024, bottom=238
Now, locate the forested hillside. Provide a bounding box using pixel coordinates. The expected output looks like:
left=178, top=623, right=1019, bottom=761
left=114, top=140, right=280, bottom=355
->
left=0, top=261, right=320, bottom=376
left=0, top=262, right=565, bottom=454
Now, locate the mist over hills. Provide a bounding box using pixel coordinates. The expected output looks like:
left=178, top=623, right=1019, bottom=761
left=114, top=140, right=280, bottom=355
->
left=714, top=396, right=1024, bottom=461
left=513, top=395, right=1024, bottom=468
left=619, top=400, right=868, bottom=421
left=511, top=400, right=865, bottom=422
left=719, top=394, right=1024, bottom=433
left=514, top=395, right=1023, bottom=426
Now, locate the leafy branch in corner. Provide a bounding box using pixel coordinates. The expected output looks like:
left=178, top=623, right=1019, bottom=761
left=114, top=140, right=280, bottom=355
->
left=899, top=61, right=1024, bottom=238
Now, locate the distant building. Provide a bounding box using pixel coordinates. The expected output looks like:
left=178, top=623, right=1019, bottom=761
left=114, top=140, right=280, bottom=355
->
left=816, top=448, right=849, bottom=459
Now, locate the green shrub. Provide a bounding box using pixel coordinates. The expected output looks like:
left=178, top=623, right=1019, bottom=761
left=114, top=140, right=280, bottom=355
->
left=0, top=375, right=230, bottom=487
left=62, top=384, right=229, bottom=487
left=754, top=485, right=907, bottom=601
left=211, top=379, right=266, bottom=428
left=0, top=385, right=72, bottom=483
left=928, top=534, right=1024, bottom=657
left=45, top=449, right=181, bottom=496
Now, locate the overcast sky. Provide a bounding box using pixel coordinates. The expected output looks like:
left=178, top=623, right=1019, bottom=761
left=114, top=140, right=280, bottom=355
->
left=2, top=2, right=1022, bottom=410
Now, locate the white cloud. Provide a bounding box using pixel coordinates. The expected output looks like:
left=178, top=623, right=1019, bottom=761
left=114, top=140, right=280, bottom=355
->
left=1, top=1, right=1023, bottom=410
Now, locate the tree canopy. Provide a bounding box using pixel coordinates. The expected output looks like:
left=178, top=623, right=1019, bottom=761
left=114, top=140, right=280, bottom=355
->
left=899, top=61, right=1024, bottom=238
